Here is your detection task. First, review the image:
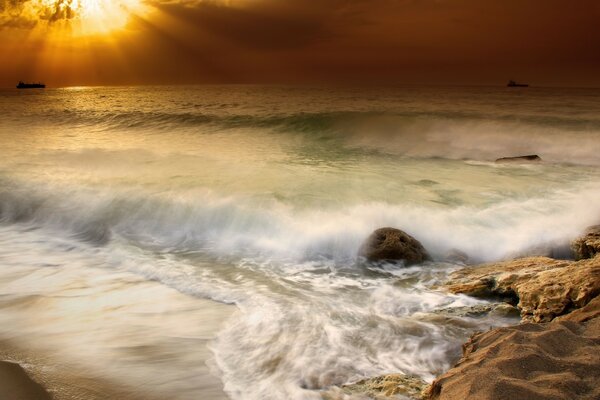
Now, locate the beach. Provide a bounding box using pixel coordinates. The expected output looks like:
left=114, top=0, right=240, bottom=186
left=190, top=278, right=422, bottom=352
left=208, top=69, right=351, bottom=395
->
left=1, top=85, right=599, bottom=399
left=0, top=227, right=233, bottom=399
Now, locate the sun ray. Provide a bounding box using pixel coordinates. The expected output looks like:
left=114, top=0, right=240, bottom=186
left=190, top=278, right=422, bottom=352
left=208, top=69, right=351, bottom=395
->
left=19, top=0, right=148, bottom=38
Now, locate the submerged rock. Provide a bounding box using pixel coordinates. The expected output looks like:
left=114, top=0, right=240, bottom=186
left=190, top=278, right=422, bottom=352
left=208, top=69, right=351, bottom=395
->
left=443, top=249, right=470, bottom=264
left=427, top=297, right=600, bottom=400
left=571, top=225, right=600, bottom=260
left=359, top=227, right=430, bottom=265
left=442, top=256, right=600, bottom=322
left=505, top=241, right=574, bottom=260
left=343, top=374, right=428, bottom=399
left=495, top=154, right=541, bottom=163
left=430, top=303, right=519, bottom=319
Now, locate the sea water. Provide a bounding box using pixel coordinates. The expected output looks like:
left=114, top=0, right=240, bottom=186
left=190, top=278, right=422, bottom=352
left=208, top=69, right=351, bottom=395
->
left=0, top=85, right=599, bottom=399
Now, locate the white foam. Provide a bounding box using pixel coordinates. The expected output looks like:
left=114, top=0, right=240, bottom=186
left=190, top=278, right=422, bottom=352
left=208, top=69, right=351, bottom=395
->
left=1, top=179, right=599, bottom=264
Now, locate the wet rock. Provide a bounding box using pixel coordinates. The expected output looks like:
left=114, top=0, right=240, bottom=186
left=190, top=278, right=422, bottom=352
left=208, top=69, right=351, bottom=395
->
left=343, top=374, right=428, bottom=399
left=495, top=154, right=541, bottom=163
left=431, top=303, right=519, bottom=319
left=443, top=249, right=470, bottom=264
left=505, top=241, right=574, bottom=260
left=359, top=228, right=430, bottom=265
left=571, top=225, right=600, bottom=260
left=442, top=256, right=600, bottom=322
left=427, top=301, right=600, bottom=400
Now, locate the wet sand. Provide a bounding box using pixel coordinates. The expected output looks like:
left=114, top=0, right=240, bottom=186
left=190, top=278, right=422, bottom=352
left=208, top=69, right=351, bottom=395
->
left=0, top=340, right=148, bottom=400
left=0, top=248, right=235, bottom=400
left=0, top=359, right=51, bottom=400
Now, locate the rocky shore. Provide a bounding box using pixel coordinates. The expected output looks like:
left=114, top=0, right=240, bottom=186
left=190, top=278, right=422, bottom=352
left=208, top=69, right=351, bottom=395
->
left=427, top=297, right=600, bottom=400
left=346, top=226, right=600, bottom=399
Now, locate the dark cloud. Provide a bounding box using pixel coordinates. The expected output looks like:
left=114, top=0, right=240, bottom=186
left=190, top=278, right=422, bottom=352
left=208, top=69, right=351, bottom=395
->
left=151, top=0, right=333, bottom=50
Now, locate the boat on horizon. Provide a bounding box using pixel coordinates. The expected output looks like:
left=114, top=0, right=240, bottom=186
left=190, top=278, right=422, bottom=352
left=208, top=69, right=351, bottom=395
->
left=16, top=81, right=46, bottom=89
left=507, top=80, right=528, bottom=87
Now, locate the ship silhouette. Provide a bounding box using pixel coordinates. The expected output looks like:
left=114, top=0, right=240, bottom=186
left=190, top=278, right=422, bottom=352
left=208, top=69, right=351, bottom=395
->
left=507, top=80, right=528, bottom=87
left=17, top=81, right=46, bottom=89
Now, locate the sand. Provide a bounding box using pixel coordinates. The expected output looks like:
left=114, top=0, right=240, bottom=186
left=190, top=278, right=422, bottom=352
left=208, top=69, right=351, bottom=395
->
left=429, top=264, right=600, bottom=400
left=0, top=360, right=51, bottom=400
left=0, top=254, right=234, bottom=400
left=0, top=338, right=157, bottom=400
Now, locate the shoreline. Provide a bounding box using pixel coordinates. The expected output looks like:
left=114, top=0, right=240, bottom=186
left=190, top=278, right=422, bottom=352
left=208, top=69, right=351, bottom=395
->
left=342, top=226, right=600, bottom=399
left=0, top=338, right=156, bottom=400
left=1, top=227, right=598, bottom=400
left=0, top=360, right=50, bottom=400
left=0, top=255, right=235, bottom=400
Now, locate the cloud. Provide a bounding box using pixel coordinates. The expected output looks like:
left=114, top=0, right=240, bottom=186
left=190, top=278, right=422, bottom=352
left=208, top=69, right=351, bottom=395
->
left=0, top=0, right=80, bottom=29
left=148, top=0, right=338, bottom=50
left=1, top=0, right=599, bottom=86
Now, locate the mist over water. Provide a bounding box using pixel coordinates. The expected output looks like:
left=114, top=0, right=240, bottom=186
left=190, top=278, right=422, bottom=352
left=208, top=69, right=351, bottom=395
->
left=0, top=85, right=599, bottom=399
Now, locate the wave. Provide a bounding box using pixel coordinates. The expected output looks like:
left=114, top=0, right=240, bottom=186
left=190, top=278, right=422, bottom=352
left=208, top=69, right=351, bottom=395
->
left=21, top=107, right=597, bottom=165
left=37, top=107, right=600, bottom=132
left=1, top=181, right=599, bottom=264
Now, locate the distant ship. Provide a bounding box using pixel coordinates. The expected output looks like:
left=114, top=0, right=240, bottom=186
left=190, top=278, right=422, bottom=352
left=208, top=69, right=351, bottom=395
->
left=16, top=81, right=46, bottom=89
left=507, top=80, right=528, bottom=87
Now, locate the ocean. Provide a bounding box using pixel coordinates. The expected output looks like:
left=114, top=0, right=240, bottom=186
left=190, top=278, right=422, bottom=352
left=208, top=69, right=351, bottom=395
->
left=0, top=85, right=599, bottom=399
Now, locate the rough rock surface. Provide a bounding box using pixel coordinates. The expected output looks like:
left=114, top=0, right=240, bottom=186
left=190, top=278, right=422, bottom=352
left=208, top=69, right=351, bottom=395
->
left=556, top=295, right=600, bottom=323
left=443, top=256, right=600, bottom=322
left=571, top=225, right=600, bottom=260
left=427, top=297, right=600, bottom=400
left=359, top=228, right=430, bottom=265
left=342, top=374, right=428, bottom=399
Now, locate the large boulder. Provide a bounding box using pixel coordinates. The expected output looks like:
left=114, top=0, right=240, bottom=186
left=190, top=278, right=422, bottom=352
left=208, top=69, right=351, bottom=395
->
left=359, top=227, right=430, bottom=265
left=442, top=256, right=600, bottom=322
left=571, top=225, right=600, bottom=260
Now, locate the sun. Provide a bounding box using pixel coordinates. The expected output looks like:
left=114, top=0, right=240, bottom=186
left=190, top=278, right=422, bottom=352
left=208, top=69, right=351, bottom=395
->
left=73, top=0, right=144, bottom=35
left=32, top=0, right=146, bottom=37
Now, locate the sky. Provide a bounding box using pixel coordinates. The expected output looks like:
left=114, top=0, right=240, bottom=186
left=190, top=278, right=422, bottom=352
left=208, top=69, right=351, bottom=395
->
left=0, top=0, right=599, bottom=87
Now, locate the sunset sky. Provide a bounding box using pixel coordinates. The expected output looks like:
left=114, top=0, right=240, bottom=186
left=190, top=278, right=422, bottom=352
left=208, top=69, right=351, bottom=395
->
left=1, top=0, right=599, bottom=87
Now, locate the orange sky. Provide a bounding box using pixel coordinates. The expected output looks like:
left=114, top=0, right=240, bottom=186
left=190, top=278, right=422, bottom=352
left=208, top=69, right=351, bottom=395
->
left=1, top=0, right=599, bottom=87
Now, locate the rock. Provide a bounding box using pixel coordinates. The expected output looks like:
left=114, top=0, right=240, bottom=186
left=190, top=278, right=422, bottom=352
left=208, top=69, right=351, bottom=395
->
left=557, top=295, right=600, bottom=323
left=495, top=154, right=541, bottom=163
left=359, top=227, right=430, bottom=265
left=504, top=241, right=573, bottom=260
left=442, top=256, right=600, bottom=322
left=443, top=249, right=470, bottom=264
left=431, top=303, right=519, bottom=319
left=343, top=374, right=428, bottom=399
left=426, top=312, right=600, bottom=400
left=571, top=225, right=600, bottom=260
left=0, top=361, right=52, bottom=400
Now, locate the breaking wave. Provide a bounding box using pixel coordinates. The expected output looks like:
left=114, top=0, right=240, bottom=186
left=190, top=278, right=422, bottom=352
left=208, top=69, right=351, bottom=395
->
left=1, top=181, right=599, bottom=264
